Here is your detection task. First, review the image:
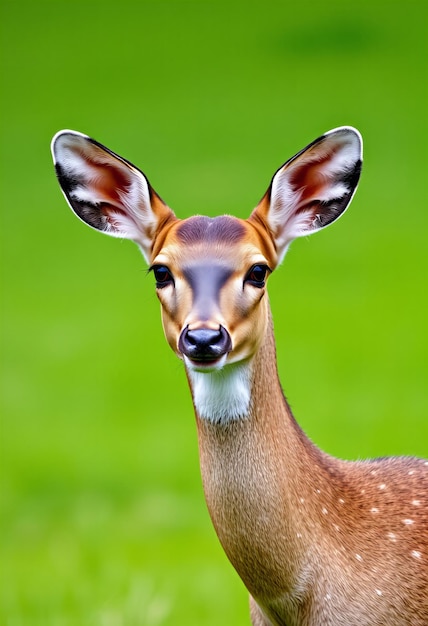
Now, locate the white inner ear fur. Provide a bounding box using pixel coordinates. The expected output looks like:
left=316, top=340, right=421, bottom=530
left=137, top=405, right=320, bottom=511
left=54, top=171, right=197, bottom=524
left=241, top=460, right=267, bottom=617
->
left=52, top=131, right=156, bottom=260
left=268, top=128, right=362, bottom=262
left=104, top=173, right=157, bottom=255
left=186, top=361, right=252, bottom=424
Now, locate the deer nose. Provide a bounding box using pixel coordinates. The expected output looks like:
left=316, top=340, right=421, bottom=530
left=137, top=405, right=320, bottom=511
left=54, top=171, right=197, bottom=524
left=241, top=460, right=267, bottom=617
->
left=178, top=326, right=232, bottom=363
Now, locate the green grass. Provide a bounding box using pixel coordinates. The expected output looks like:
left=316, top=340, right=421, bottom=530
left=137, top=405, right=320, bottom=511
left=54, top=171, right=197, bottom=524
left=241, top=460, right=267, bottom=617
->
left=1, top=0, right=427, bottom=624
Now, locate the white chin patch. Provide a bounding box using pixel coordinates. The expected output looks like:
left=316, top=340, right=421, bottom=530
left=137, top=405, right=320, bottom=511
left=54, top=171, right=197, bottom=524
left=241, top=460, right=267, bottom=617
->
left=183, top=353, right=228, bottom=373
left=186, top=360, right=252, bottom=424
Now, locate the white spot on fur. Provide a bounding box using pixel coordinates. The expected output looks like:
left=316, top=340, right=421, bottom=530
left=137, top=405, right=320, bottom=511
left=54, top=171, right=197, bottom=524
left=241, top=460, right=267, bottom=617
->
left=411, top=550, right=422, bottom=560
left=371, top=507, right=379, bottom=514
left=322, top=507, right=328, bottom=515
left=355, top=554, right=363, bottom=562
left=403, top=519, right=414, bottom=525
left=338, top=498, right=345, bottom=504
left=378, top=483, right=386, bottom=490
left=300, top=497, right=305, bottom=504
left=325, top=594, right=331, bottom=601
left=412, top=500, right=421, bottom=506
left=186, top=360, right=252, bottom=424
left=408, top=470, right=414, bottom=475
left=333, top=524, right=340, bottom=532
left=387, top=532, right=397, bottom=542
left=375, top=589, right=382, bottom=597
left=316, top=489, right=321, bottom=494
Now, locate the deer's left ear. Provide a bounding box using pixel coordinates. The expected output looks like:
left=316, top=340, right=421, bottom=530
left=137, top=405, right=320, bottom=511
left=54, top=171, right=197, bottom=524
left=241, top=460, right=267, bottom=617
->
left=250, top=126, right=362, bottom=264
left=51, top=131, right=176, bottom=263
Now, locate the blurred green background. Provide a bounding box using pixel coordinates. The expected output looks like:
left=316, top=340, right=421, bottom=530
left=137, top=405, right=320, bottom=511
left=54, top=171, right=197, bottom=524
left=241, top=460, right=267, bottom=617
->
left=1, top=0, right=427, bottom=624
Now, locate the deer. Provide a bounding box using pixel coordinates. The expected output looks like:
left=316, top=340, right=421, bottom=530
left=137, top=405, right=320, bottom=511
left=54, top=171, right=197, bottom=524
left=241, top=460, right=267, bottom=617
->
left=51, top=126, right=428, bottom=625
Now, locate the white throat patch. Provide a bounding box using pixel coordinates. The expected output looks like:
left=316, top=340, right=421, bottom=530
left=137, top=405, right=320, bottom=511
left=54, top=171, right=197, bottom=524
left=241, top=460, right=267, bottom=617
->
left=186, top=361, right=252, bottom=424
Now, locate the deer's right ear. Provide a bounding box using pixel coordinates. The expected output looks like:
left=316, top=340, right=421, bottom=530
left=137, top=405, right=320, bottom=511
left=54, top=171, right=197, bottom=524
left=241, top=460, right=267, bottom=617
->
left=51, top=131, right=176, bottom=262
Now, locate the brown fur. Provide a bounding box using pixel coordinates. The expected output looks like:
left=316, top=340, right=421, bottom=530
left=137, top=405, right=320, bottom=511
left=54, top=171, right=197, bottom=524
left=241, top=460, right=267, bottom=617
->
left=196, top=314, right=428, bottom=625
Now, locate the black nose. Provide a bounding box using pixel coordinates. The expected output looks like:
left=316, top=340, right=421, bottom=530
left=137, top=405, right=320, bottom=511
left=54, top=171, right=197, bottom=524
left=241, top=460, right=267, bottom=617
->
left=178, top=326, right=232, bottom=362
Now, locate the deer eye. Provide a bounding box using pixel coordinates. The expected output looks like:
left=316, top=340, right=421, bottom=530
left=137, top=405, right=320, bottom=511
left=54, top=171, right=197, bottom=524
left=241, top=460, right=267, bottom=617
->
left=244, top=264, right=270, bottom=288
left=151, top=265, right=174, bottom=288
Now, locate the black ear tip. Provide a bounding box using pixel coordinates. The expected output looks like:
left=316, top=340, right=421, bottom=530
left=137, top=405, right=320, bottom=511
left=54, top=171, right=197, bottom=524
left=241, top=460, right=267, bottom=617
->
left=348, top=158, right=363, bottom=187
left=54, top=162, right=78, bottom=194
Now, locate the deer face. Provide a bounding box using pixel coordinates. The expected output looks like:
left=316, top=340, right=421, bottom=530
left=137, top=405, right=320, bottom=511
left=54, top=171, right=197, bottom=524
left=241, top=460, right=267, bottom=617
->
left=149, top=214, right=275, bottom=372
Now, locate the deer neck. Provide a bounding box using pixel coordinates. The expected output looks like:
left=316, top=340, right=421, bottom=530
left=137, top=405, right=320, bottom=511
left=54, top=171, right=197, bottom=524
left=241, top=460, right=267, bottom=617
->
left=185, top=309, right=336, bottom=605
